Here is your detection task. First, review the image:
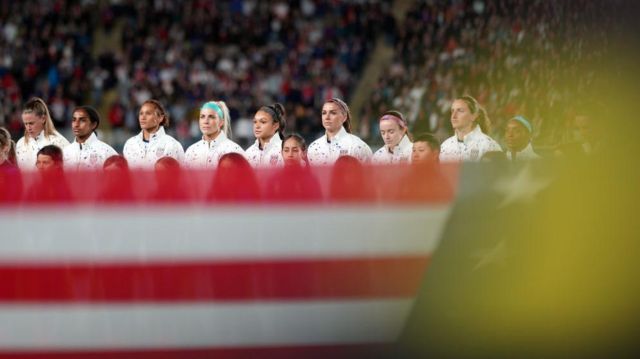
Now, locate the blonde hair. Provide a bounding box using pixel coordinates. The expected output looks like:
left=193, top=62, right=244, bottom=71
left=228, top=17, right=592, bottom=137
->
left=22, top=97, right=61, bottom=144
left=0, top=127, right=16, bottom=165
left=214, top=101, right=233, bottom=139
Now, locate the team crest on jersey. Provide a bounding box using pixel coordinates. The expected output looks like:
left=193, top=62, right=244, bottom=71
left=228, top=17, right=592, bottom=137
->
left=270, top=154, right=279, bottom=165
left=89, top=152, right=98, bottom=165
left=156, top=146, right=165, bottom=158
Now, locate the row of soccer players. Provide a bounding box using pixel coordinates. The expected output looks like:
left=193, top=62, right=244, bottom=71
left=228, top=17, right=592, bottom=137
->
left=1, top=95, right=538, bottom=172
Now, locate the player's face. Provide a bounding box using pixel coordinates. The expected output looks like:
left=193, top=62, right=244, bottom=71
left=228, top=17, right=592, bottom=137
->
left=379, top=119, right=405, bottom=147
left=253, top=110, right=279, bottom=141
left=36, top=154, right=57, bottom=171
left=0, top=143, right=9, bottom=162
left=450, top=100, right=476, bottom=131
left=138, top=103, right=162, bottom=132
left=22, top=113, right=45, bottom=138
left=412, top=141, right=437, bottom=164
left=282, top=138, right=304, bottom=166
left=321, top=102, right=346, bottom=133
left=199, top=108, right=223, bottom=138
left=71, top=109, right=96, bottom=141
left=505, top=120, right=530, bottom=152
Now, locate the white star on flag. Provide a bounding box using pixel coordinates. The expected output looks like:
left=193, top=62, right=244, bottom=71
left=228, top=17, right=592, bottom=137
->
left=494, top=165, right=551, bottom=208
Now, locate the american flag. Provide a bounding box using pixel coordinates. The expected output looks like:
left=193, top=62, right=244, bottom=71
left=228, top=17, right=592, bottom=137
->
left=0, top=163, right=457, bottom=358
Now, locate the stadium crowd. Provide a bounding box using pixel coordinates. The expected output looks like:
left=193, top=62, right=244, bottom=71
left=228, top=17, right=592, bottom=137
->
left=360, top=0, right=610, bottom=152
left=1, top=0, right=395, bottom=149
left=1, top=0, right=610, bottom=204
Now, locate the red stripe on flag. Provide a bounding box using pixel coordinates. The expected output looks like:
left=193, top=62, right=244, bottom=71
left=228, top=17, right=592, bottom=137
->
left=0, top=257, right=429, bottom=302
left=0, top=344, right=393, bottom=359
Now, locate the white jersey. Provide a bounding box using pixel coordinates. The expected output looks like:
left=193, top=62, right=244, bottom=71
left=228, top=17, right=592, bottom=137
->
left=184, top=132, right=245, bottom=169
left=63, top=132, right=117, bottom=171
left=307, top=127, right=372, bottom=166
left=16, top=131, right=70, bottom=171
left=439, top=125, right=502, bottom=162
left=506, top=142, right=541, bottom=162
left=245, top=136, right=284, bottom=168
left=372, top=135, right=412, bottom=165
left=123, top=127, right=185, bottom=169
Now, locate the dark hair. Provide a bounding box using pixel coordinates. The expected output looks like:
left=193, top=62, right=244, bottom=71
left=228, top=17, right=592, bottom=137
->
left=259, top=103, right=287, bottom=140
left=209, top=153, right=260, bottom=201
left=413, top=133, right=441, bottom=153
left=22, top=97, right=61, bottom=143
left=155, top=156, right=181, bottom=170
left=457, top=95, right=492, bottom=134
left=103, top=155, right=129, bottom=170
left=73, top=106, right=101, bottom=132
left=142, top=99, right=170, bottom=127
left=0, top=127, right=17, bottom=165
left=325, top=98, right=352, bottom=133
left=37, top=145, right=64, bottom=165
left=281, top=133, right=307, bottom=152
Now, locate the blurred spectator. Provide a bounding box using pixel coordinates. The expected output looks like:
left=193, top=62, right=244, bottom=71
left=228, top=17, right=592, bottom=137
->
left=0, top=0, right=392, bottom=151
left=361, top=0, right=612, bottom=154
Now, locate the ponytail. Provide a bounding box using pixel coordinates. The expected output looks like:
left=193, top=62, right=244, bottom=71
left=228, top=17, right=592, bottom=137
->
left=326, top=98, right=352, bottom=133
left=215, top=101, right=233, bottom=139
left=458, top=95, right=492, bottom=134
left=142, top=99, right=170, bottom=127
left=259, top=103, right=287, bottom=139
left=22, top=97, right=60, bottom=144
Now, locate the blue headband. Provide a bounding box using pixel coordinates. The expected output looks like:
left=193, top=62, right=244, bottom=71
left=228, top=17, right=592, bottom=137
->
left=511, top=115, right=533, bottom=133
left=201, top=102, right=224, bottom=119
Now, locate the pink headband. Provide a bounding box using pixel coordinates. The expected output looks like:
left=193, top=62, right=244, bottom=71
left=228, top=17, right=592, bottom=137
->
left=379, top=114, right=407, bottom=129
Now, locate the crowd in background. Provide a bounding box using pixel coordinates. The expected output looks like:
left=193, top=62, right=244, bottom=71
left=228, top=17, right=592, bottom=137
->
left=360, top=0, right=612, bottom=152
left=1, top=0, right=611, bottom=154
left=0, top=0, right=394, bottom=150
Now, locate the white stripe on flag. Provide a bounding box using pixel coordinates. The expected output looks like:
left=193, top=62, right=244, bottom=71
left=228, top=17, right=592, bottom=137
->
left=0, top=205, right=450, bottom=261
left=0, top=299, right=413, bottom=350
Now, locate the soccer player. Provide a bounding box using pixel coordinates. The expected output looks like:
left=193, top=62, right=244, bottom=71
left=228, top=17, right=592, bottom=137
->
left=307, top=98, right=372, bottom=166
left=63, top=106, right=117, bottom=170
left=411, top=133, right=441, bottom=165
left=16, top=97, right=70, bottom=170
left=0, top=127, right=22, bottom=202
left=28, top=145, right=71, bottom=202
left=504, top=115, right=540, bottom=161
left=439, top=95, right=501, bottom=162
left=372, top=110, right=413, bottom=165
left=123, top=99, right=184, bottom=169
left=245, top=103, right=286, bottom=168
left=265, top=134, right=322, bottom=202
left=184, top=101, right=245, bottom=169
